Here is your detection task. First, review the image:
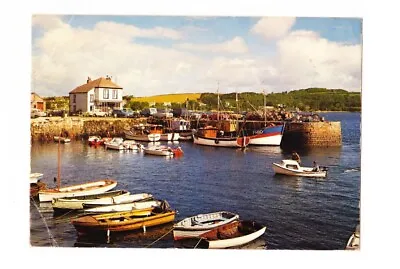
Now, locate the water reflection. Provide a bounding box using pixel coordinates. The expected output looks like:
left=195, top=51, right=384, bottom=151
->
left=173, top=236, right=267, bottom=250
left=273, top=174, right=303, bottom=191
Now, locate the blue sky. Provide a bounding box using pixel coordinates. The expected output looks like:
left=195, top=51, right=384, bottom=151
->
left=31, top=15, right=362, bottom=97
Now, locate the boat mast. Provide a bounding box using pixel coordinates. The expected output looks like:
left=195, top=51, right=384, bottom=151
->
left=263, top=89, right=266, bottom=127
left=57, top=134, right=61, bottom=189
left=217, top=81, right=220, bottom=121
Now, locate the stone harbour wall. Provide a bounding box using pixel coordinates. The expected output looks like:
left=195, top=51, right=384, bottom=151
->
left=30, top=117, right=146, bottom=142
left=281, top=121, right=342, bottom=148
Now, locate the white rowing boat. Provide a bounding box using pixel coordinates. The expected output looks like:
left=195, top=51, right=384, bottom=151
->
left=38, top=179, right=117, bottom=202
left=173, top=211, right=239, bottom=240
left=272, top=159, right=327, bottom=178
left=82, top=200, right=162, bottom=214
left=82, top=193, right=154, bottom=206
left=51, top=189, right=130, bottom=211
left=197, top=220, right=266, bottom=249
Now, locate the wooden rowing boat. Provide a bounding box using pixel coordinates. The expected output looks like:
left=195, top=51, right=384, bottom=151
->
left=197, top=220, right=266, bottom=249
left=38, top=179, right=117, bottom=202
left=173, top=211, right=239, bottom=240
left=51, top=189, right=130, bottom=212
left=71, top=208, right=176, bottom=234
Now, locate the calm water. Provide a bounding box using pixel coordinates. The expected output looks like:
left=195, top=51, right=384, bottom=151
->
left=30, top=112, right=361, bottom=250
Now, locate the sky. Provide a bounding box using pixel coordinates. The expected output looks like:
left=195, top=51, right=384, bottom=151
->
left=32, top=15, right=362, bottom=97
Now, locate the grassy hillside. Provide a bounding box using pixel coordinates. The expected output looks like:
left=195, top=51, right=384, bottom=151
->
left=129, top=93, right=201, bottom=103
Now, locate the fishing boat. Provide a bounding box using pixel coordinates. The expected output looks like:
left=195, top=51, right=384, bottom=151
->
left=248, top=124, right=285, bottom=146
left=53, top=136, right=71, bottom=143
left=173, top=211, right=240, bottom=240
left=71, top=205, right=175, bottom=234
left=82, top=200, right=162, bottom=214
left=193, top=126, right=250, bottom=148
left=88, top=136, right=103, bottom=146
left=81, top=193, right=154, bottom=206
left=345, top=224, right=360, bottom=250
left=170, top=119, right=193, bottom=141
left=272, top=159, right=328, bottom=178
left=143, top=145, right=184, bottom=157
left=51, top=189, right=130, bottom=212
left=196, top=220, right=266, bottom=249
left=38, top=179, right=118, bottom=202
left=124, top=124, right=161, bottom=142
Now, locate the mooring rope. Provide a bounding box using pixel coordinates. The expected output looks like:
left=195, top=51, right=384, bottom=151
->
left=193, top=238, right=203, bottom=249
left=144, top=227, right=175, bottom=248
left=30, top=197, right=58, bottom=247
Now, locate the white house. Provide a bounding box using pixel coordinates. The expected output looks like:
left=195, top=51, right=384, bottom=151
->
left=69, top=76, right=123, bottom=114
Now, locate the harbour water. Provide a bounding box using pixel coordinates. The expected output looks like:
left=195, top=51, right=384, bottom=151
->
left=30, top=112, right=361, bottom=249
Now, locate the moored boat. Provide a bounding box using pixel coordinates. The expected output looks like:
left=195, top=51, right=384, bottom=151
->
left=124, top=124, right=161, bottom=142
left=88, top=136, right=103, bottom=146
left=193, top=126, right=250, bottom=148
left=38, top=179, right=118, bottom=202
left=104, top=137, right=125, bottom=150
left=82, top=193, right=154, bottom=206
left=82, top=200, right=162, bottom=214
left=248, top=124, right=285, bottom=146
left=54, top=136, right=71, bottom=143
left=143, top=145, right=183, bottom=157
left=71, top=206, right=176, bottom=234
left=197, top=220, right=266, bottom=249
left=173, top=211, right=239, bottom=240
left=30, top=173, right=47, bottom=198
left=272, top=160, right=328, bottom=178
left=51, top=189, right=130, bottom=212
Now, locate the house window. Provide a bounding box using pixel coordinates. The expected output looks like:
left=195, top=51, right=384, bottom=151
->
left=73, top=94, right=76, bottom=103
left=112, top=90, right=118, bottom=99
left=103, top=89, right=109, bottom=99
left=90, top=94, right=94, bottom=103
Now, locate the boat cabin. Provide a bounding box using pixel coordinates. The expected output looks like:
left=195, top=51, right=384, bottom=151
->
left=280, top=160, right=301, bottom=170
left=198, top=126, right=218, bottom=138
left=171, top=119, right=190, bottom=131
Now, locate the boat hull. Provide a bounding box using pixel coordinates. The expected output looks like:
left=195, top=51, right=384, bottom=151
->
left=248, top=125, right=284, bottom=146
left=51, top=190, right=130, bottom=211
left=198, top=220, right=266, bottom=249
left=193, top=135, right=250, bottom=148
left=38, top=179, right=117, bottom=202
left=83, top=200, right=161, bottom=214
left=72, top=210, right=176, bottom=234
left=159, top=133, right=180, bottom=141
left=125, top=132, right=161, bottom=142
left=143, top=148, right=174, bottom=156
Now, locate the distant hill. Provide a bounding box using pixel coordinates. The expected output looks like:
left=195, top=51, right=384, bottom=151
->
left=128, top=93, right=201, bottom=103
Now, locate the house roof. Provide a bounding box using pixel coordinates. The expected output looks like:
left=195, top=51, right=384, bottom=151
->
left=69, top=77, right=122, bottom=94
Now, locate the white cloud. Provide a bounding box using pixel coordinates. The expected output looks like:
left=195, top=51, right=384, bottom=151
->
left=176, top=37, right=248, bottom=54
left=32, top=16, right=361, bottom=97
left=251, top=17, right=296, bottom=41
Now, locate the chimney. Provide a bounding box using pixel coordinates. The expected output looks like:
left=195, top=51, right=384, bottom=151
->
left=87, top=77, right=91, bottom=83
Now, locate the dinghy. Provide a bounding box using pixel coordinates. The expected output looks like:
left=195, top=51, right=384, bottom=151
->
left=272, top=160, right=327, bottom=178
left=71, top=205, right=175, bottom=234
left=82, top=193, right=154, bottom=206
left=197, top=220, right=266, bottom=249
left=82, top=200, right=162, bottom=214
left=51, top=190, right=130, bottom=212
left=173, top=211, right=239, bottom=240
left=143, top=145, right=183, bottom=157
left=38, top=179, right=117, bottom=202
